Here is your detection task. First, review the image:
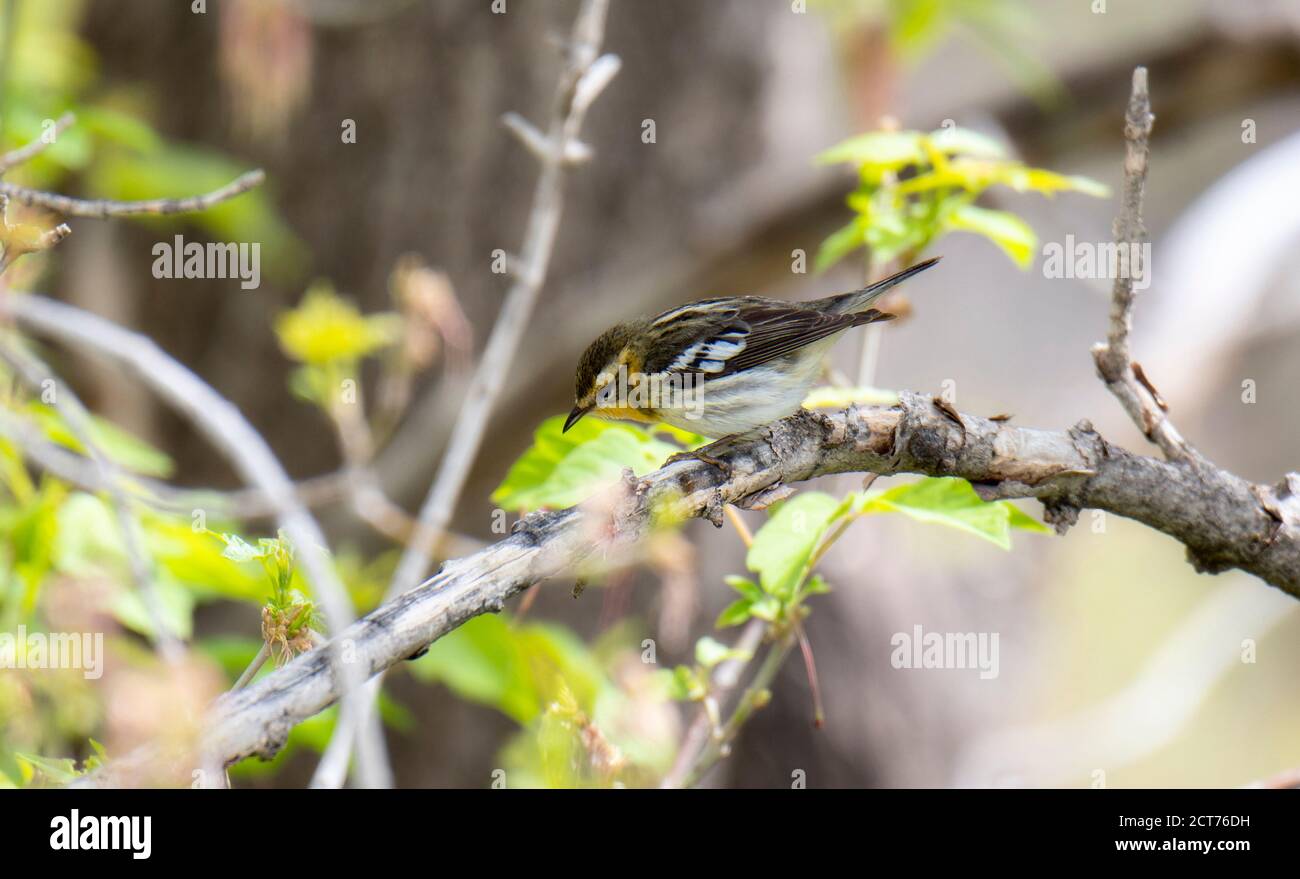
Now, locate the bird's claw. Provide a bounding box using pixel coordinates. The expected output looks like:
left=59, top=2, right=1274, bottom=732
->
left=665, top=448, right=733, bottom=478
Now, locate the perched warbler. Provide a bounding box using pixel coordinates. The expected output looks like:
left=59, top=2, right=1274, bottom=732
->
left=565, top=256, right=939, bottom=439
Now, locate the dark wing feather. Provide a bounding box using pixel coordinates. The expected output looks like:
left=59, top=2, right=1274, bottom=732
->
left=717, top=303, right=890, bottom=375
left=642, top=297, right=893, bottom=380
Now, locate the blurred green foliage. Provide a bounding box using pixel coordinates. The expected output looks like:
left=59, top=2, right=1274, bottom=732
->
left=816, top=125, right=1107, bottom=272
left=413, top=615, right=675, bottom=787
left=812, top=0, right=1063, bottom=104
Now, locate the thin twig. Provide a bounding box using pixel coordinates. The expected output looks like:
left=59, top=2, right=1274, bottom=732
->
left=0, top=112, right=74, bottom=175
left=722, top=505, right=753, bottom=547
left=327, top=383, right=423, bottom=544
left=307, top=386, right=405, bottom=789
left=310, top=676, right=383, bottom=789
left=1091, top=67, right=1201, bottom=466
left=660, top=618, right=765, bottom=789
left=387, top=0, right=619, bottom=599
left=0, top=169, right=265, bottom=218
left=660, top=505, right=758, bottom=788
left=682, top=632, right=795, bottom=789
left=232, top=642, right=271, bottom=691
left=791, top=614, right=824, bottom=729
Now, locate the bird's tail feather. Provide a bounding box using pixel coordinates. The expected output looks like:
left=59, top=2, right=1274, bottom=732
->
left=820, top=256, right=941, bottom=314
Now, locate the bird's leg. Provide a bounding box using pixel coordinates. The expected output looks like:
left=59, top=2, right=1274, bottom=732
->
left=664, top=429, right=764, bottom=478
left=665, top=445, right=733, bottom=477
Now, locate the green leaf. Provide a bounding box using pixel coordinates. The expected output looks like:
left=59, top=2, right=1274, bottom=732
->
left=862, top=197, right=932, bottom=265
left=2, top=105, right=93, bottom=180
left=648, top=423, right=709, bottom=450
left=1000, top=166, right=1109, bottom=198
left=491, top=415, right=680, bottom=512
left=802, top=573, right=833, bottom=596
left=216, top=533, right=263, bottom=563
left=1006, top=503, right=1052, bottom=534
left=13, top=753, right=81, bottom=786
left=52, top=495, right=209, bottom=638
left=53, top=492, right=126, bottom=573
left=77, top=105, right=162, bottom=154
left=944, top=203, right=1037, bottom=268
left=409, top=614, right=603, bottom=725
left=0, top=477, right=65, bottom=594
left=83, top=739, right=108, bottom=773
left=926, top=126, right=1007, bottom=159
left=863, top=477, right=1015, bottom=549
left=149, top=523, right=268, bottom=604
left=746, top=492, right=841, bottom=600
left=26, top=403, right=174, bottom=478
left=715, top=598, right=754, bottom=628
left=665, top=665, right=707, bottom=701
left=748, top=595, right=783, bottom=622
left=723, top=575, right=762, bottom=602
left=816, top=131, right=925, bottom=168
left=287, top=364, right=334, bottom=406
left=109, top=577, right=195, bottom=640
left=888, top=0, right=949, bottom=56
left=695, top=635, right=748, bottom=669
left=814, top=216, right=868, bottom=273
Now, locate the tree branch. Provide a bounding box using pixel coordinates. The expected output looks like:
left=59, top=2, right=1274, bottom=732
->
left=1091, top=66, right=1201, bottom=465
left=74, top=393, right=1300, bottom=783
left=0, top=169, right=265, bottom=218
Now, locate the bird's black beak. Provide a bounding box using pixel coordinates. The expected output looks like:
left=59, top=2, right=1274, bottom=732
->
left=563, top=404, right=591, bottom=433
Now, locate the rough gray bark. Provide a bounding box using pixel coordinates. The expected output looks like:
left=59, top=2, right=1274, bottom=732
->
left=77, top=393, right=1300, bottom=783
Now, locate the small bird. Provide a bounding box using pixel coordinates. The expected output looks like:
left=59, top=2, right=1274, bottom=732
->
left=565, top=257, right=939, bottom=440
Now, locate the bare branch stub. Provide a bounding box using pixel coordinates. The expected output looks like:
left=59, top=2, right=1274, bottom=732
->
left=1090, top=66, right=1201, bottom=466
left=0, top=192, right=73, bottom=276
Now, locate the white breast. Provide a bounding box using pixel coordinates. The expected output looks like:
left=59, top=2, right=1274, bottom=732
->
left=655, top=338, right=835, bottom=437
